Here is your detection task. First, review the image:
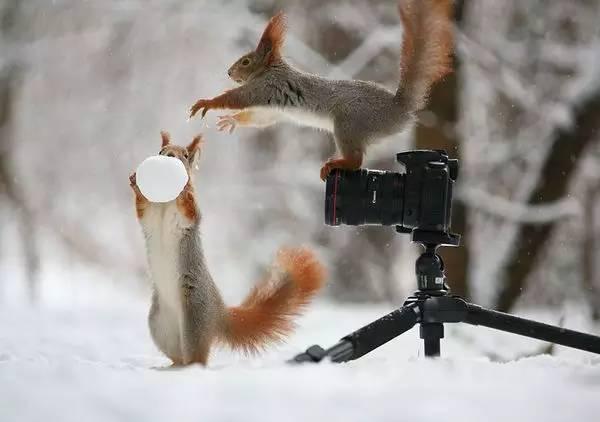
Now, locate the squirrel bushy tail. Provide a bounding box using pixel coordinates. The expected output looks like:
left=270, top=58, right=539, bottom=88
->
left=396, top=0, right=453, bottom=110
left=222, top=247, right=325, bottom=354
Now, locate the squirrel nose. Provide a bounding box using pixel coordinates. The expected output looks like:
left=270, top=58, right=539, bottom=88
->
left=227, top=69, right=232, bottom=76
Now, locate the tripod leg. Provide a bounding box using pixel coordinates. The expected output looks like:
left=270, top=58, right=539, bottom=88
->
left=465, top=304, right=600, bottom=354
left=420, top=323, right=443, bottom=357
left=291, top=303, right=419, bottom=363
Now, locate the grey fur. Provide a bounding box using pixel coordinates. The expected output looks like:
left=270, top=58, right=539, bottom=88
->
left=214, top=0, right=454, bottom=161
left=231, top=62, right=415, bottom=157
left=144, top=204, right=225, bottom=365
left=178, top=224, right=225, bottom=362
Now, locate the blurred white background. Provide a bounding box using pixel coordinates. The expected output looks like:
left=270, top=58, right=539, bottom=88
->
left=1, top=0, right=600, bottom=320
left=2, top=2, right=600, bottom=421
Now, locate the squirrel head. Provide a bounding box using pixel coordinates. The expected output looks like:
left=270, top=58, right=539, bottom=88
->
left=157, top=131, right=203, bottom=176
left=227, top=11, right=287, bottom=84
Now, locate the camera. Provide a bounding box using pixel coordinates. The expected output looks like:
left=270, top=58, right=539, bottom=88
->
left=324, top=150, right=458, bottom=234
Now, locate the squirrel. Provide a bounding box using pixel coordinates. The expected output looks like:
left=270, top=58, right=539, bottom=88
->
left=129, top=131, right=325, bottom=366
left=189, top=0, right=454, bottom=180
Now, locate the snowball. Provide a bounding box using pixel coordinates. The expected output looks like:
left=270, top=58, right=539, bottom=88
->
left=136, top=155, right=189, bottom=203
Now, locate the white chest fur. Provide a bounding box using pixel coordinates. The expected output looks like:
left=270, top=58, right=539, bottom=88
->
left=141, top=202, right=191, bottom=313
left=282, top=108, right=334, bottom=132
left=251, top=106, right=334, bottom=132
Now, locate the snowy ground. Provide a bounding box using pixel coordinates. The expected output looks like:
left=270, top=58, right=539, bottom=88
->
left=1, top=294, right=600, bottom=422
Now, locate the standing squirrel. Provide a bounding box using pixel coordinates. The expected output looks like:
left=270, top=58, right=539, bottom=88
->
left=189, top=0, right=453, bottom=180
left=129, top=131, right=325, bottom=366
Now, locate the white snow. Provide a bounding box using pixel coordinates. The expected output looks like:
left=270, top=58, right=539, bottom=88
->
left=136, top=156, right=189, bottom=203
left=1, top=296, right=599, bottom=422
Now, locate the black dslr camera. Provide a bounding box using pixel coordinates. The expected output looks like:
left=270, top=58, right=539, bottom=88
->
left=325, top=150, right=459, bottom=237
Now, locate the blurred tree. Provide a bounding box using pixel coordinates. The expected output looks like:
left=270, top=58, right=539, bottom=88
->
left=496, top=91, right=600, bottom=312
left=583, top=180, right=600, bottom=321
left=458, top=0, right=600, bottom=311
left=414, top=0, right=469, bottom=299
left=0, top=0, right=40, bottom=302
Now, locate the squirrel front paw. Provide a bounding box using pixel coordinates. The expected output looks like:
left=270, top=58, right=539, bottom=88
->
left=216, top=114, right=237, bottom=133
left=129, top=172, right=141, bottom=193
left=189, top=99, right=213, bottom=119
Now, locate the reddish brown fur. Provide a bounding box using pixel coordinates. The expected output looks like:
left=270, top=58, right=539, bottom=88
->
left=187, top=134, right=203, bottom=154
left=190, top=89, right=249, bottom=118
left=320, top=155, right=363, bottom=181
left=256, top=11, right=287, bottom=64
left=398, top=0, right=453, bottom=109
left=223, top=247, right=325, bottom=354
left=129, top=173, right=149, bottom=219
left=160, top=130, right=171, bottom=147
left=176, top=183, right=198, bottom=222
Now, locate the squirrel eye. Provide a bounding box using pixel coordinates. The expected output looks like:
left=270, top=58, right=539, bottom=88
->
left=183, top=152, right=189, bottom=159
left=241, top=58, right=251, bottom=66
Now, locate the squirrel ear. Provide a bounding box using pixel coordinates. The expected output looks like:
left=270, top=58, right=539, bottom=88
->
left=187, top=135, right=203, bottom=171
left=160, top=131, right=171, bottom=147
left=256, top=11, right=287, bottom=63
left=187, top=134, right=203, bottom=155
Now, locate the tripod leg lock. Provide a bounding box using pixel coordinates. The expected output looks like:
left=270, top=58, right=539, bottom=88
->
left=289, top=345, right=327, bottom=363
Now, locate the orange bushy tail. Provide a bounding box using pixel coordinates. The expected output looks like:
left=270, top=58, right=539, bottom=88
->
left=396, top=0, right=454, bottom=110
left=222, top=247, right=325, bottom=354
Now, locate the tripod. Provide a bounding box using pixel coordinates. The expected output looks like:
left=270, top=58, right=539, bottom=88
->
left=292, top=228, right=600, bottom=363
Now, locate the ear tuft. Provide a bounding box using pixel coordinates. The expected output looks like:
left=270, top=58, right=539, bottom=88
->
left=187, top=134, right=203, bottom=154
left=256, top=11, right=287, bottom=64
left=160, top=131, right=171, bottom=147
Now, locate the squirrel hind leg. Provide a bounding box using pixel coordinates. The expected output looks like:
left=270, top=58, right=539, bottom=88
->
left=183, top=342, right=211, bottom=366
left=321, top=130, right=364, bottom=179
left=320, top=153, right=363, bottom=181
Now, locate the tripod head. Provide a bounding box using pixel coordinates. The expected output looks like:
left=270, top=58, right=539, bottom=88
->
left=408, top=228, right=460, bottom=293
left=395, top=150, right=461, bottom=293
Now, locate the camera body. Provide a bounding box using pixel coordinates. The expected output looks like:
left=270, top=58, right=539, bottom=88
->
left=395, top=150, right=458, bottom=234
left=325, top=150, right=458, bottom=238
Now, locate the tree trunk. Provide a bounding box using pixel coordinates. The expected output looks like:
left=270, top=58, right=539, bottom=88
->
left=414, top=0, right=470, bottom=298
left=496, top=91, right=600, bottom=312
left=0, top=0, right=40, bottom=302
left=582, top=182, right=600, bottom=321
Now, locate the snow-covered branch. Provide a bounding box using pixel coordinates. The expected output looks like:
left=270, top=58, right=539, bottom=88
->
left=458, top=187, right=581, bottom=224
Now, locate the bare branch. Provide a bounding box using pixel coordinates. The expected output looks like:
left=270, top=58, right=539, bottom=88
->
left=458, top=187, right=581, bottom=224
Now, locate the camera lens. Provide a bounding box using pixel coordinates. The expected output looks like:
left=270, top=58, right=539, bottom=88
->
left=325, top=169, right=405, bottom=226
